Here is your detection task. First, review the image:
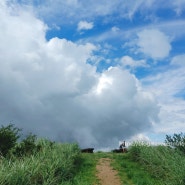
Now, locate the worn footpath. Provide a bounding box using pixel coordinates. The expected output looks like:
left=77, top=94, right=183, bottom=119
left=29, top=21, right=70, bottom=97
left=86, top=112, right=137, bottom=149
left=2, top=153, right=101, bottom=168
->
left=96, top=158, right=122, bottom=185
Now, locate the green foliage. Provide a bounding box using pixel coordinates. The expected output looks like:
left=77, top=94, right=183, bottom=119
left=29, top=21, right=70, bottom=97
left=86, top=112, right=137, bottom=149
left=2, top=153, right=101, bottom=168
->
left=0, top=142, right=81, bottom=185
left=112, top=153, right=159, bottom=185
left=165, top=133, right=185, bottom=154
left=0, top=124, right=85, bottom=185
left=128, top=143, right=185, bottom=185
left=14, top=133, right=41, bottom=156
left=128, top=142, right=142, bottom=162
left=0, top=124, right=21, bottom=156
left=2, top=123, right=184, bottom=185
left=72, top=153, right=98, bottom=185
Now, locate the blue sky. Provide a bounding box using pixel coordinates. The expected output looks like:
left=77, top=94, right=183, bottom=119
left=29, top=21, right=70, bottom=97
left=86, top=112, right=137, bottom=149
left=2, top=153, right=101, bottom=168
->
left=0, top=0, right=185, bottom=148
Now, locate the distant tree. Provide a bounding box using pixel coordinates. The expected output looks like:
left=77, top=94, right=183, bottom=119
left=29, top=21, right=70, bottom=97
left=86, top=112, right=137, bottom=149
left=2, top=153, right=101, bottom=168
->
left=0, top=124, right=21, bottom=156
left=14, top=133, right=39, bottom=156
left=165, top=133, right=185, bottom=154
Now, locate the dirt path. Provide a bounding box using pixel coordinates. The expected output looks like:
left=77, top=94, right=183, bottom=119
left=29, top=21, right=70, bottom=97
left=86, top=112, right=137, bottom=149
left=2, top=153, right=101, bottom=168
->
left=96, top=158, right=122, bottom=185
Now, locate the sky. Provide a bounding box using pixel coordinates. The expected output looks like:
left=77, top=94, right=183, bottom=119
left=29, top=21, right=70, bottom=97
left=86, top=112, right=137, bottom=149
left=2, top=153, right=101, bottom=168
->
left=0, top=0, right=185, bottom=149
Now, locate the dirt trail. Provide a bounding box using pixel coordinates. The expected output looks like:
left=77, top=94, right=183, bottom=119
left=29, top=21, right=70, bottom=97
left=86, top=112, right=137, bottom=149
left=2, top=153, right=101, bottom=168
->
left=96, top=158, right=122, bottom=185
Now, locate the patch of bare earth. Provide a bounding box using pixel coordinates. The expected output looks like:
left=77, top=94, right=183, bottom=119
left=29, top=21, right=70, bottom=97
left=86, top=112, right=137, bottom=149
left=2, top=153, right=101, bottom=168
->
left=96, top=158, right=122, bottom=185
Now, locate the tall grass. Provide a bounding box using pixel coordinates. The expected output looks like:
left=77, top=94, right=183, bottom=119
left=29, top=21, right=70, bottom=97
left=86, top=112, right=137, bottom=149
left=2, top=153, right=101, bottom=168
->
left=129, top=143, right=185, bottom=185
left=72, top=153, right=99, bottom=185
left=0, top=141, right=80, bottom=185
left=112, top=152, right=159, bottom=185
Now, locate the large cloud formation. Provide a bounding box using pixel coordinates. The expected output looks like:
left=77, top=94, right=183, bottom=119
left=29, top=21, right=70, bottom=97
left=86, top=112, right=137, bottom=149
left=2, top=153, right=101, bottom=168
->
left=0, top=2, right=159, bottom=148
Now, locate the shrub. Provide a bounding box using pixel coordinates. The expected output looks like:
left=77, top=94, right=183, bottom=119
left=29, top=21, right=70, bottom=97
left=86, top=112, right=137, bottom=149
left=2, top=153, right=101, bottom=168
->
left=165, top=133, right=185, bottom=154
left=14, top=133, right=39, bottom=156
left=129, top=142, right=141, bottom=162
left=0, top=124, right=21, bottom=156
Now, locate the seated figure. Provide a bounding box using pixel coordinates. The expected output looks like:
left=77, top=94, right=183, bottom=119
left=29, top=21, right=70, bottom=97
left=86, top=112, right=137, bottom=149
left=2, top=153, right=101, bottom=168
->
left=119, top=141, right=128, bottom=153
left=119, top=141, right=126, bottom=149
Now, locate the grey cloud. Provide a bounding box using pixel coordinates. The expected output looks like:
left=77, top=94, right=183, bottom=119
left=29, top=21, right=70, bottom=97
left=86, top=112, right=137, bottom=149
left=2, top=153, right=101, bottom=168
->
left=0, top=2, right=159, bottom=148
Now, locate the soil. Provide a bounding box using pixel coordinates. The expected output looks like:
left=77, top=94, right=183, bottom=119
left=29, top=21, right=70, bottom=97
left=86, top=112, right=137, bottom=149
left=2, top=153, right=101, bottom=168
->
left=96, top=158, right=122, bottom=185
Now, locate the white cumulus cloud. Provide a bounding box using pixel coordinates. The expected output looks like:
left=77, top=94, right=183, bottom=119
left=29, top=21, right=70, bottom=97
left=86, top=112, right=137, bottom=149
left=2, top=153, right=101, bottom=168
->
left=121, top=56, right=148, bottom=69
left=77, top=21, right=94, bottom=31
left=137, top=29, right=172, bottom=59
left=0, top=1, right=159, bottom=148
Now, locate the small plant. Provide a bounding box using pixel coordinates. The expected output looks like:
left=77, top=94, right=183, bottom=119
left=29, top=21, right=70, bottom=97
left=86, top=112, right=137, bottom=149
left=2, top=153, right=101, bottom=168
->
left=0, top=124, right=21, bottom=156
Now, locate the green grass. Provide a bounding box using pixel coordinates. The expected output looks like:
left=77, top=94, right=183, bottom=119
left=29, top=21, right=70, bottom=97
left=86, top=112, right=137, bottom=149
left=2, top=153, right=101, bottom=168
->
left=1, top=139, right=184, bottom=185
left=72, top=152, right=117, bottom=185
left=101, top=146, right=185, bottom=185
left=73, top=152, right=128, bottom=185
left=0, top=140, right=100, bottom=185
left=76, top=152, right=162, bottom=185
left=0, top=142, right=80, bottom=185
left=128, top=143, right=185, bottom=185
left=96, top=153, right=134, bottom=185
left=72, top=153, right=99, bottom=185
left=112, top=153, right=162, bottom=185
left=82, top=152, right=135, bottom=185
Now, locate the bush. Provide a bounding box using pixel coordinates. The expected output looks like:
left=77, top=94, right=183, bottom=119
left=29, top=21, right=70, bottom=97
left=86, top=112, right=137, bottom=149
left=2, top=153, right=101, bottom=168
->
left=0, top=124, right=21, bottom=156
left=14, top=133, right=39, bottom=156
left=128, top=142, right=142, bottom=162
left=165, top=133, right=185, bottom=154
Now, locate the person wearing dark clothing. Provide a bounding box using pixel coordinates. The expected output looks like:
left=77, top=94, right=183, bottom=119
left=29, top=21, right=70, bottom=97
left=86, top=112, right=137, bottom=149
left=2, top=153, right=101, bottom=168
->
left=119, top=141, right=126, bottom=149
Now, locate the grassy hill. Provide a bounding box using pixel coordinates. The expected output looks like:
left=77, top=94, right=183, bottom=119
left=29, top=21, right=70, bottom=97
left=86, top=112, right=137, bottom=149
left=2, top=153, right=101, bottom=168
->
left=0, top=124, right=185, bottom=185
left=1, top=144, right=185, bottom=185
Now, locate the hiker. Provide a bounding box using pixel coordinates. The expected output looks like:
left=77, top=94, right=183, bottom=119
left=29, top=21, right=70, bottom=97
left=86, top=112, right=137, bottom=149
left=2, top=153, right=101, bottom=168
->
left=119, top=141, right=127, bottom=153
left=119, top=141, right=126, bottom=149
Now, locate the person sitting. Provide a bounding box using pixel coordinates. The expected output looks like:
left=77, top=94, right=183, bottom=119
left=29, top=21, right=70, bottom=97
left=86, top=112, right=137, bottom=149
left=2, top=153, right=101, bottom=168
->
left=119, top=141, right=127, bottom=153
left=119, top=141, right=126, bottom=149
